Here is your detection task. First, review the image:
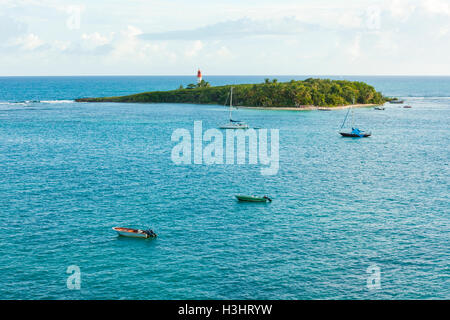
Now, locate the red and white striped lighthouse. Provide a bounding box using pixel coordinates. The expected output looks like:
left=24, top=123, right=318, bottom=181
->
left=197, top=69, right=202, bottom=83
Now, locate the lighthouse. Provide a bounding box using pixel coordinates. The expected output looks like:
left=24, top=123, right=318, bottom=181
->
left=197, top=69, right=202, bottom=84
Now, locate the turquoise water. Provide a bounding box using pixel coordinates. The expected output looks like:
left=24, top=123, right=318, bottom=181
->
left=0, top=76, right=448, bottom=299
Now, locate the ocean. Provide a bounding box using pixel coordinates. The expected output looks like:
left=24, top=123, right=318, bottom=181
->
left=0, top=76, right=448, bottom=299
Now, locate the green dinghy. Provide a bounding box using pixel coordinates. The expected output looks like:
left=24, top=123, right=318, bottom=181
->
left=235, top=195, right=272, bottom=202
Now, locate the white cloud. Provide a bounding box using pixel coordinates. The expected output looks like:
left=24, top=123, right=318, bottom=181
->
left=11, top=33, right=44, bottom=50
left=437, top=25, right=449, bottom=38
left=387, top=0, right=417, bottom=21
left=51, top=40, right=71, bottom=51
left=185, top=40, right=203, bottom=57
left=374, top=31, right=399, bottom=53
left=216, top=45, right=231, bottom=58
left=139, top=17, right=320, bottom=41
left=347, top=34, right=361, bottom=60
left=122, top=25, right=143, bottom=37
left=337, top=12, right=363, bottom=29
left=81, top=32, right=113, bottom=48
left=422, top=0, right=450, bottom=15
left=98, top=25, right=178, bottom=66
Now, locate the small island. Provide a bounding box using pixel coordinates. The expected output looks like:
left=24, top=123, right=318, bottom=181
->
left=76, top=78, right=387, bottom=108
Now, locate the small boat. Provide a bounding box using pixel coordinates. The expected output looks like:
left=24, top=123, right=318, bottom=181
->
left=403, top=105, right=412, bottom=108
left=235, top=195, right=272, bottom=202
left=318, top=108, right=331, bottom=111
left=390, top=100, right=404, bottom=104
left=219, top=87, right=249, bottom=129
left=374, top=106, right=385, bottom=110
left=112, top=227, right=157, bottom=239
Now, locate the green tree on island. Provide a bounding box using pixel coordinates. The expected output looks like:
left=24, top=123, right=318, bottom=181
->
left=185, top=80, right=211, bottom=89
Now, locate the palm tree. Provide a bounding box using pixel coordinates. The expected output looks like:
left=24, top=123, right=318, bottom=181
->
left=197, top=80, right=210, bottom=88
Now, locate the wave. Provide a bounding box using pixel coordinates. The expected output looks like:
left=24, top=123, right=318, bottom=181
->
left=40, top=100, right=74, bottom=104
left=0, top=101, right=29, bottom=106
left=395, top=96, right=450, bottom=99
left=396, top=95, right=450, bottom=100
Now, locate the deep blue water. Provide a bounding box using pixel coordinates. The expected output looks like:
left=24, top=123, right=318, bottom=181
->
left=0, top=76, right=448, bottom=299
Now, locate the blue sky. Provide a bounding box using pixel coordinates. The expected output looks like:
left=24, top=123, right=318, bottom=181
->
left=0, top=0, right=449, bottom=75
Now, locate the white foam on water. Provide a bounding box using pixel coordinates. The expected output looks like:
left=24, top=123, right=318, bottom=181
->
left=40, top=100, right=74, bottom=104
left=398, top=96, right=450, bottom=100
left=0, top=99, right=74, bottom=110
left=0, top=102, right=27, bottom=105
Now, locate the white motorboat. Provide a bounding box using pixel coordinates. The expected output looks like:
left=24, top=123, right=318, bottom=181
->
left=219, top=121, right=249, bottom=129
left=112, top=227, right=157, bottom=239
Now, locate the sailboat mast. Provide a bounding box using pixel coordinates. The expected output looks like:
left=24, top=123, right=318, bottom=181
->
left=340, top=107, right=350, bottom=129
left=351, top=97, right=355, bottom=128
left=341, top=96, right=354, bottom=129
left=351, top=107, right=354, bottom=127
left=229, top=87, right=233, bottom=121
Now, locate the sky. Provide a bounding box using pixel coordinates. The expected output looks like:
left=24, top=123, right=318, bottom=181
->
left=0, top=0, right=449, bottom=76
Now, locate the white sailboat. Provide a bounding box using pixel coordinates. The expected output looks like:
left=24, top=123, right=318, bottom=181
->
left=219, top=87, right=249, bottom=129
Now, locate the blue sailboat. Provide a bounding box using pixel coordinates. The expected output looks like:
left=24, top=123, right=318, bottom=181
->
left=339, top=102, right=371, bottom=138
